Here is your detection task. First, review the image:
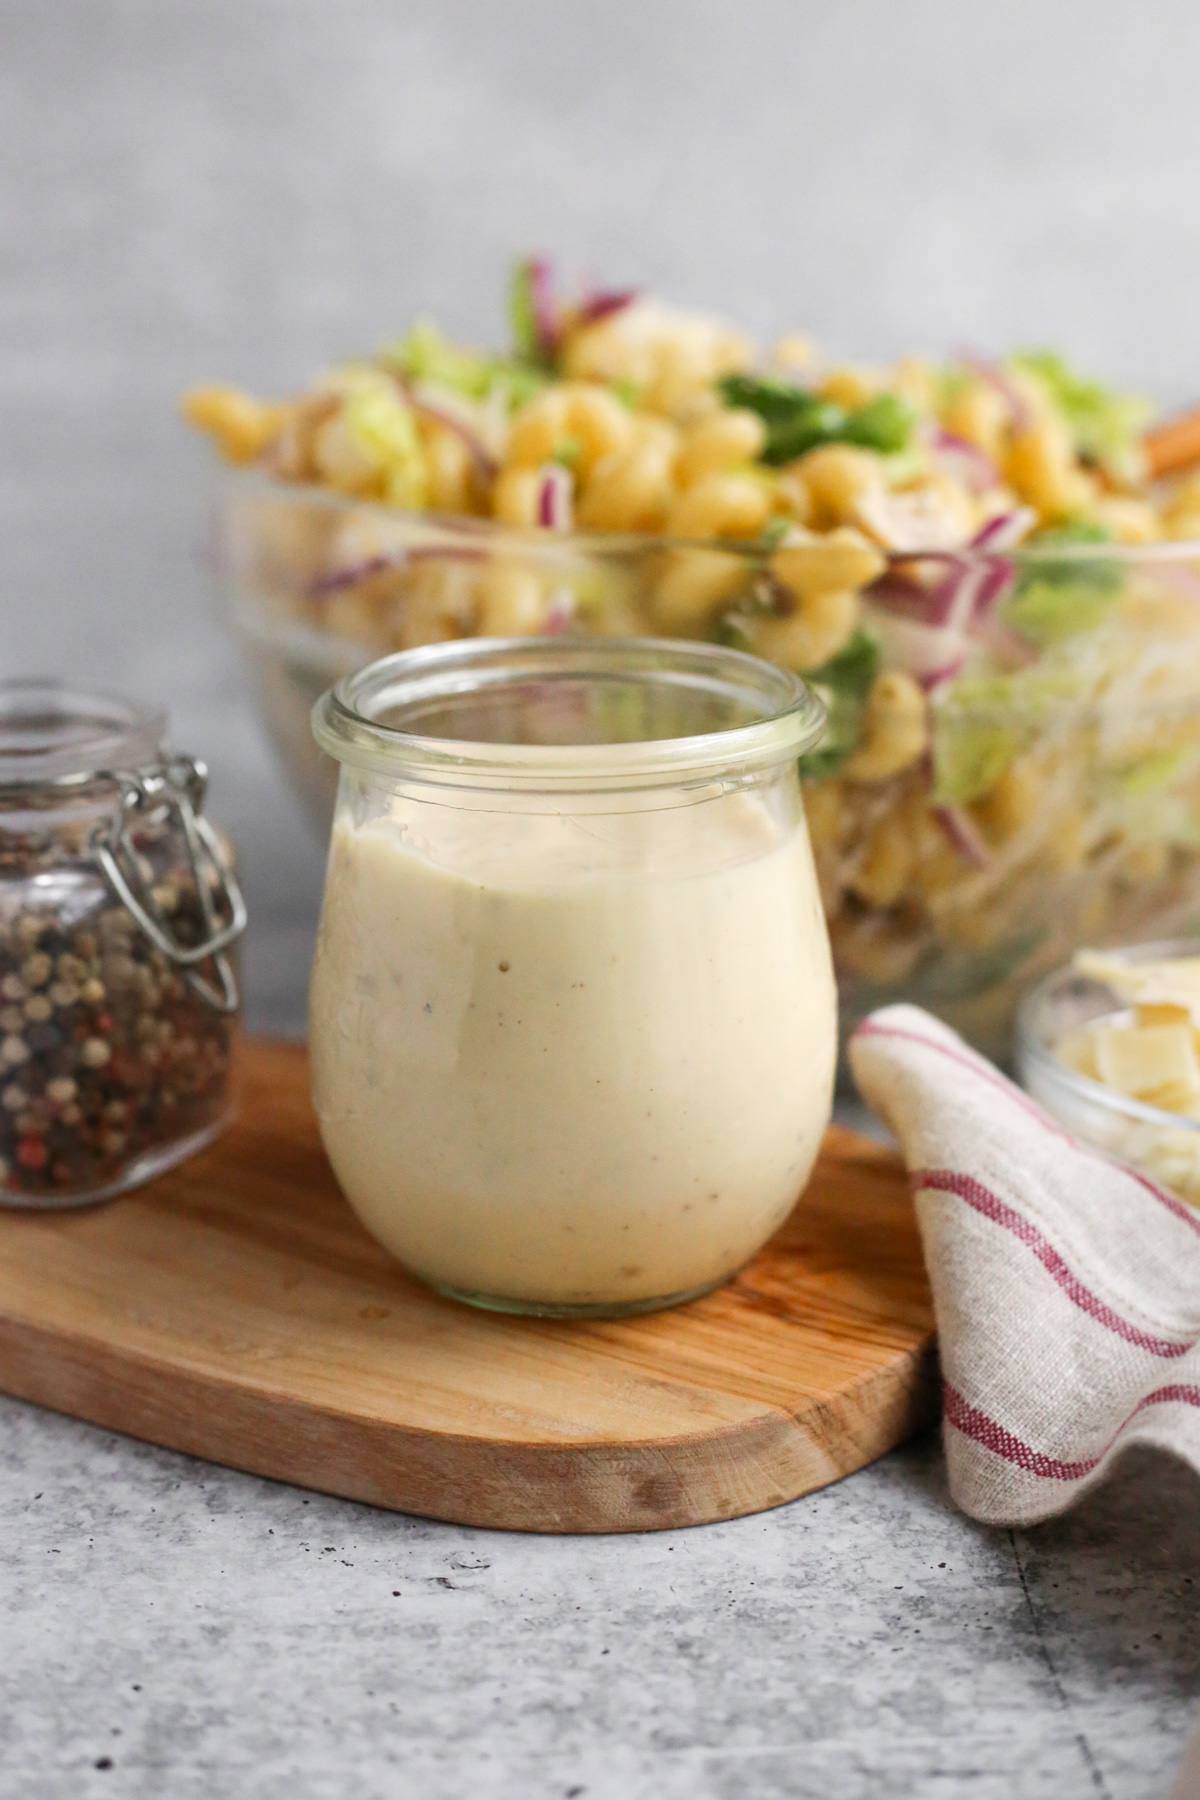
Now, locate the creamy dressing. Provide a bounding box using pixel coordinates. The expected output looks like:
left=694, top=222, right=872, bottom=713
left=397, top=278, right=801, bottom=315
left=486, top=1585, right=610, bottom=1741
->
left=309, top=791, right=836, bottom=1308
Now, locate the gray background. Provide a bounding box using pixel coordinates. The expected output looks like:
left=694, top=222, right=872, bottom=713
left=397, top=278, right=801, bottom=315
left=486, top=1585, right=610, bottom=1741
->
left=2, top=3, right=1200, bottom=1795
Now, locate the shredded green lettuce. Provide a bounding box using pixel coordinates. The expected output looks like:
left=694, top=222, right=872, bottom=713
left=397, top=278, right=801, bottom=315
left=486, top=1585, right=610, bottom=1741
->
left=932, top=665, right=1082, bottom=803
left=381, top=321, right=495, bottom=399
left=342, top=378, right=418, bottom=461
left=1003, top=522, right=1121, bottom=646
left=340, top=375, right=426, bottom=507
left=1004, top=578, right=1117, bottom=646
left=380, top=321, right=546, bottom=412
left=1011, top=351, right=1152, bottom=471
left=1116, top=744, right=1200, bottom=800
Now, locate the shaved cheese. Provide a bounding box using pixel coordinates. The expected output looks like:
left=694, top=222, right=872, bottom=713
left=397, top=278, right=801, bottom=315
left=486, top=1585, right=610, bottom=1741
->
left=1054, top=1026, right=1102, bottom=1082
left=1094, top=1021, right=1200, bottom=1102
left=1074, top=951, right=1200, bottom=1029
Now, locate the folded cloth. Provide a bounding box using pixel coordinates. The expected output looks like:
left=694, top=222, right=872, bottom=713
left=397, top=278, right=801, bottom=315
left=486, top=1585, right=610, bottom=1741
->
left=849, top=1003, right=1200, bottom=1526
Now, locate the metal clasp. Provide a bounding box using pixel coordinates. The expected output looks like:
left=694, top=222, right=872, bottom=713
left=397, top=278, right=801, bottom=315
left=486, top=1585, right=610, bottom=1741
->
left=96, top=756, right=247, bottom=1014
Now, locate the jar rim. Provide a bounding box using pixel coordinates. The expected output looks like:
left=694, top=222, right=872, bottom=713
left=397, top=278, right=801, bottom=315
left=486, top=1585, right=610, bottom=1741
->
left=0, top=680, right=166, bottom=786
left=312, top=639, right=826, bottom=791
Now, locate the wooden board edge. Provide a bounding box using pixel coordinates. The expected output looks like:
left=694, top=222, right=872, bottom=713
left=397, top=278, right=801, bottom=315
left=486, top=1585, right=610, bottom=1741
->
left=0, top=1316, right=940, bottom=1533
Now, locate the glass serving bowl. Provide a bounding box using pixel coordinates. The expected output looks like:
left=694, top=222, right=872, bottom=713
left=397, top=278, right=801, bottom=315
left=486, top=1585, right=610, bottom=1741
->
left=212, top=470, right=1200, bottom=1058
left=1015, top=941, right=1200, bottom=1208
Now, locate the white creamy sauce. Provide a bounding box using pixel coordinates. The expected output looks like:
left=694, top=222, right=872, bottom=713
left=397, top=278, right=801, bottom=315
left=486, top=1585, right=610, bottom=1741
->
left=309, top=792, right=836, bottom=1307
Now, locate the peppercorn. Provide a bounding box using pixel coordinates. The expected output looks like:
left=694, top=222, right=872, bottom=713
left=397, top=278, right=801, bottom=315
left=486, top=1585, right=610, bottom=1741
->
left=0, top=806, right=237, bottom=1205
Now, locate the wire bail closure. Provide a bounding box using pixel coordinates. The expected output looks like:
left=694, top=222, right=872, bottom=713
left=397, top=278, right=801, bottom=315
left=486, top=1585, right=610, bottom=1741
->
left=96, top=756, right=246, bottom=1013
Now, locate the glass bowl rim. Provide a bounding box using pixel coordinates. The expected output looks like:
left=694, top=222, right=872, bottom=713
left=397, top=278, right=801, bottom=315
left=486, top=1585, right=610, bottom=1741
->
left=219, top=466, right=1200, bottom=566
left=311, top=636, right=826, bottom=791
left=1015, top=938, right=1200, bottom=1137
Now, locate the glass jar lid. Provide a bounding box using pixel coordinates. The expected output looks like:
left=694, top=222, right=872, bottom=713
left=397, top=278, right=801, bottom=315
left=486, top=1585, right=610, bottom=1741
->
left=312, top=638, right=826, bottom=793
left=0, top=680, right=166, bottom=787
left=0, top=679, right=246, bottom=1013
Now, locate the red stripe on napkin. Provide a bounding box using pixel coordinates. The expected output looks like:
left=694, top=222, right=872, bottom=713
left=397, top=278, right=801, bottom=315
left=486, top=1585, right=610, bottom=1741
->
left=918, top=1168, right=1193, bottom=1357
left=943, top=1384, right=1102, bottom=1479
left=945, top=1381, right=1200, bottom=1481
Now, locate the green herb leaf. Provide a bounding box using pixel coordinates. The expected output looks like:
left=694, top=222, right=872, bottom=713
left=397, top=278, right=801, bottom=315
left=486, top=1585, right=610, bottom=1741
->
left=799, top=629, right=881, bottom=780
left=754, top=518, right=792, bottom=552
left=839, top=393, right=916, bottom=454
left=719, top=372, right=821, bottom=425
left=809, top=627, right=881, bottom=696
left=718, top=375, right=915, bottom=466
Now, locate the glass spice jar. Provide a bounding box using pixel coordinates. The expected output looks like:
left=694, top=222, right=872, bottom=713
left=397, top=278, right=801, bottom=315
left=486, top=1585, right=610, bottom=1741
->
left=0, top=680, right=245, bottom=1208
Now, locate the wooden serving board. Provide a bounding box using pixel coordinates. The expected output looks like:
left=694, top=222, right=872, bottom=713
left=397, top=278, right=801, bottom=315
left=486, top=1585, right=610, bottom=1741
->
left=0, top=1040, right=937, bottom=1533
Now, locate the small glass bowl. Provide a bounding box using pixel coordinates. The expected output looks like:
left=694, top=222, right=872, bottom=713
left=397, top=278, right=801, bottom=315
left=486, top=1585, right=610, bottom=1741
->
left=1014, top=939, right=1200, bottom=1208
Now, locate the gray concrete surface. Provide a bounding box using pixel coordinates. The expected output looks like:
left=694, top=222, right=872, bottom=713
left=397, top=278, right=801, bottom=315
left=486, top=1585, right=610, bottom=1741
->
left=3, top=1404, right=1199, bottom=1800
left=2, top=3, right=1200, bottom=1794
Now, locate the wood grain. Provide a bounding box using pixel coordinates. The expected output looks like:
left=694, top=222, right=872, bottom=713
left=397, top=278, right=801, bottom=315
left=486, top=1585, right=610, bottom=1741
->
left=0, top=1039, right=937, bottom=1533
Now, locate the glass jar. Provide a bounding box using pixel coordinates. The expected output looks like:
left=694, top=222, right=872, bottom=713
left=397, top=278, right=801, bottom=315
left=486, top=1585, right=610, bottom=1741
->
left=309, top=637, right=835, bottom=1317
left=0, top=681, right=245, bottom=1208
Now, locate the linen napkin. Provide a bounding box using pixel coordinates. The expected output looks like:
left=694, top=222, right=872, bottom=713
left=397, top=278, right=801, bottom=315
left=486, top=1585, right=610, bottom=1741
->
left=849, top=1003, right=1200, bottom=1526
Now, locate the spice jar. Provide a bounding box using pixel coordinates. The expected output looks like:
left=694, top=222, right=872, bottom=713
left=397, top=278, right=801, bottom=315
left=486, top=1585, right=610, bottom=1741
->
left=0, top=680, right=245, bottom=1208
left=310, top=638, right=836, bottom=1317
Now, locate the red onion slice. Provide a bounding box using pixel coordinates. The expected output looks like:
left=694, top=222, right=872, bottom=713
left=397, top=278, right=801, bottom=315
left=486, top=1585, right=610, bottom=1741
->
left=958, top=353, right=1032, bottom=433
left=308, top=555, right=393, bottom=596
left=577, top=288, right=639, bottom=325
left=307, top=542, right=485, bottom=597
left=860, top=597, right=970, bottom=682
left=970, top=507, right=1037, bottom=552
left=920, top=658, right=969, bottom=697
left=933, top=804, right=992, bottom=867
left=863, top=570, right=948, bottom=623
left=931, top=429, right=999, bottom=495
left=528, top=258, right=564, bottom=361
left=409, top=384, right=499, bottom=480
left=935, top=561, right=986, bottom=631
left=971, top=557, right=1017, bottom=623
left=536, top=463, right=574, bottom=531
left=543, top=587, right=577, bottom=634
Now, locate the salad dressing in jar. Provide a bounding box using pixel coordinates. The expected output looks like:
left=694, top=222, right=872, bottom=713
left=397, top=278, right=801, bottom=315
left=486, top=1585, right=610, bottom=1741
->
left=309, top=639, right=836, bottom=1317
